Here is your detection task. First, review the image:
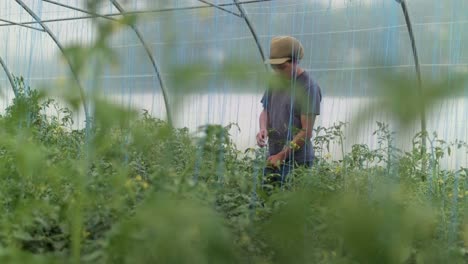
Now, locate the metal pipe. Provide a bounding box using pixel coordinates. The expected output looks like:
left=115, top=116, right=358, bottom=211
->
left=233, top=0, right=268, bottom=71
left=396, top=0, right=427, bottom=152
left=0, top=18, right=45, bottom=31
left=0, top=55, right=18, bottom=97
left=15, top=0, right=90, bottom=126
left=42, top=0, right=119, bottom=22
left=197, top=0, right=242, bottom=17
left=0, top=0, right=273, bottom=27
left=110, top=0, right=173, bottom=126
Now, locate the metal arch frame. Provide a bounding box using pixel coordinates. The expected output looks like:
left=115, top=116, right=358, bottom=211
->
left=42, top=0, right=123, bottom=24
left=14, top=0, right=90, bottom=124
left=0, top=0, right=274, bottom=28
left=0, top=16, right=45, bottom=98
left=39, top=0, right=173, bottom=125
left=0, top=55, right=18, bottom=97
left=396, top=0, right=427, bottom=152
left=43, top=0, right=120, bottom=23
left=110, top=0, right=173, bottom=125
left=233, top=0, right=268, bottom=71
left=109, top=0, right=267, bottom=124
left=0, top=18, right=44, bottom=31
left=5, top=0, right=270, bottom=125
left=197, top=0, right=242, bottom=17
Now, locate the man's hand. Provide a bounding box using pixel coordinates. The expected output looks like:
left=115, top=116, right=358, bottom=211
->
left=267, top=152, right=285, bottom=168
left=256, top=129, right=268, bottom=147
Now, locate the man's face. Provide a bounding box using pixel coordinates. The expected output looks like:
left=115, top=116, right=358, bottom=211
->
left=271, top=61, right=293, bottom=79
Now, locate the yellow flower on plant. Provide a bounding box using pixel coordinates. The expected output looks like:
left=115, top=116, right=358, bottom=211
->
left=293, top=142, right=299, bottom=150
left=334, top=167, right=341, bottom=174
left=289, top=141, right=300, bottom=151
left=142, top=182, right=149, bottom=190
left=135, top=175, right=142, bottom=181
left=82, top=230, right=90, bottom=238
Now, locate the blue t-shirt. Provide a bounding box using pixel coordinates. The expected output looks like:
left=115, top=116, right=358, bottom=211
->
left=261, top=71, right=322, bottom=163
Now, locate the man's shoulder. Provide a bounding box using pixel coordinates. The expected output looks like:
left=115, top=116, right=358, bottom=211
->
left=298, top=71, right=319, bottom=89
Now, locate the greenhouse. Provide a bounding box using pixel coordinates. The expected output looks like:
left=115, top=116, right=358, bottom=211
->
left=0, top=0, right=466, bottom=263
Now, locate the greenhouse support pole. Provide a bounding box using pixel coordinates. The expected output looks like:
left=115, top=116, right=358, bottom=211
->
left=233, top=0, right=268, bottom=222
left=0, top=1, right=275, bottom=28
left=0, top=18, right=45, bottom=31
left=233, top=0, right=268, bottom=71
left=43, top=0, right=120, bottom=23
left=110, top=0, right=173, bottom=126
left=0, top=55, right=19, bottom=97
left=197, top=0, right=242, bottom=17
left=396, top=0, right=427, bottom=152
left=15, top=0, right=90, bottom=127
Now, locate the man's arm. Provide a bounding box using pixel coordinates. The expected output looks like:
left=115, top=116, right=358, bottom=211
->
left=269, top=114, right=316, bottom=163
left=257, top=110, right=269, bottom=147
left=259, top=110, right=268, bottom=131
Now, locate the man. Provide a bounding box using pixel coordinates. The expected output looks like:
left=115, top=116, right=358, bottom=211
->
left=257, top=36, right=322, bottom=185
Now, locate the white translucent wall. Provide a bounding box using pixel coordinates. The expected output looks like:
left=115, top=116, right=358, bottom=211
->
left=0, top=0, right=466, bottom=168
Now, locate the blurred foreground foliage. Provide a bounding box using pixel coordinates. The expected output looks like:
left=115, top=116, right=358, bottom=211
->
left=0, top=78, right=465, bottom=264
